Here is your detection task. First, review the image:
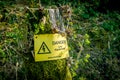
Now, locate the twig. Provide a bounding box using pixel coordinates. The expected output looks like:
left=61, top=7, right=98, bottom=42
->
left=25, top=6, right=38, bottom=20
left=76, top=42, right=84, bottom=62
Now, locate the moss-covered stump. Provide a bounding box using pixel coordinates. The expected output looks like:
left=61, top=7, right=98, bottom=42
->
left=25, top=58, right=71, bottom=80
left=25, top=7, right=72, bottom=80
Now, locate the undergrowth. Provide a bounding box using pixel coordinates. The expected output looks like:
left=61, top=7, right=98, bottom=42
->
left=0, top=0, right=120, bottom=80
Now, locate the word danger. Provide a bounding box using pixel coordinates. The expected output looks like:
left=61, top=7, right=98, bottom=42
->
left=52, top=40, right=66, bottom=45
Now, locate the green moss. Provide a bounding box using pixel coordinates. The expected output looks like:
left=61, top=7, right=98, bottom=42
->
left=25, top=8, right=72, bottom=80
left=25, top=58, right=71, bottom=80
left=24, top=51, right=72, bottom=80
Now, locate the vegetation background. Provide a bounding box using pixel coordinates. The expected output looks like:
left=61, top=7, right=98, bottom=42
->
left=0, top=0, right=120, bottom=80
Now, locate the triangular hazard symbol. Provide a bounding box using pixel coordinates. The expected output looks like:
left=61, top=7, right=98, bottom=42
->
left=37, top=42, right=51, bottom=54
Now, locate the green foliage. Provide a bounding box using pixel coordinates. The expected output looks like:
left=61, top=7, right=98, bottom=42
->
left=26, top=8, right=52, bottom=34
left=70, top=4, right=120, bottom=79
left=0, top=7, right=27, bottom=80
left=0, top=0, right=120, bottom=80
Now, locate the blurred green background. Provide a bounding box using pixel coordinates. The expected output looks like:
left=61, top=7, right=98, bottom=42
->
left=0, top=0, right=120, bottom=80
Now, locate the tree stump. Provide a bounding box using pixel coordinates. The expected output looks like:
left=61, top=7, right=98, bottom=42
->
left=25, top=7, right=72, bottom=80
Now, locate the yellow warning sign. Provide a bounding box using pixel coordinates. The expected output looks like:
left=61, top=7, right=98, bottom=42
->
left=34, top=33, right=69, bottom=61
